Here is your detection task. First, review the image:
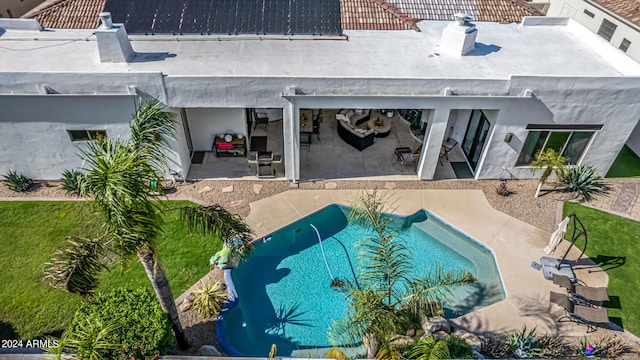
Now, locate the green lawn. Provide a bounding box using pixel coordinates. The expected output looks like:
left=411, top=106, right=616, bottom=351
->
left=606, top=145, right=640, bottom=178
left=563, top=202, right=640, bottom=335
left=0, top=201, right=221, bottom=340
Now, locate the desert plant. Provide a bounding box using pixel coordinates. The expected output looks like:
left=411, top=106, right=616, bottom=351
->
left=481, top=333, right=509, bottom=359
left=2, top=170, right=31, bottom=192
left=505, top=326, right=541, bottom=359
left=190, top=279, right=228, bottom=318
left=444, top=335, right=474, bottom=359
left=496, top=179, right=511, bottom=196
left=537, top=334, right=566, bottom=358
left=587, top=333, right=632, bottom=359
left=531, top=148, right=567, bottom=198
left=576, top=337, right=602, bottom=359
left=61, top=169, right=85, bottom=196
left=66, top=288, right=173, bottom=360
left=562, top=164, right=609, bottom=201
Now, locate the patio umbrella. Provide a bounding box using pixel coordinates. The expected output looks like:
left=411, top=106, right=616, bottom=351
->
left=544, top=216, right=571, bottom=255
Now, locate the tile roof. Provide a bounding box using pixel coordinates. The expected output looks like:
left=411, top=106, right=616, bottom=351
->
left=592, top=0, right=640, bottom=28
left=340, top=0, right=419, bottom=30
left=23, top=0, right=105, bottom=29
left=386, top=0, right=543, bottom=23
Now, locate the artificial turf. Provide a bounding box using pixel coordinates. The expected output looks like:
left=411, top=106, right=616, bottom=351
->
left=563, top=202, right=640, bottom=335
left=606, top=145, right=640, bottom=178
left=0, top=200, right=220, bottom=340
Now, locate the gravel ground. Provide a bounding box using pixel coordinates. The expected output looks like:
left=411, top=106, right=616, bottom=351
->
left=2, top=178, right=638, bottom=356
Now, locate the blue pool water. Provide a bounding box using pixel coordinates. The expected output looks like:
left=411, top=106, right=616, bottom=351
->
left=220, top=205, right=504, bottom=356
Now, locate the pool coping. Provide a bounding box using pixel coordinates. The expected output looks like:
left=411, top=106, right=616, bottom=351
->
left=222, top=189, right=614, bottom=353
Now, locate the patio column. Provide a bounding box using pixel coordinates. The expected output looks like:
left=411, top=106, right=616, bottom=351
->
left=282, top=101, right=300, bottom=181
left=417, top=108, right=449, bottom=180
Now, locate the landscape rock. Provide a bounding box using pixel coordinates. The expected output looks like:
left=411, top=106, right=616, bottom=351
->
left=422, top=316, right=451, bottom=334
left=197, top=186, right=212, bottom=194
left=252, top=183, right=263, bottom=194
left=178, top=295, right=193, bottom=312
left=198, top=345, right=222, bottom=356
left=324, top=182, right=337, bottom=189
left=454, top=330, right=482, bottom=352
left=432, top=330, right=449, bottom=341
left=389, top=335, right=415, bottom=348
left=384, top=182, right=397, bottom=189
left=221, top=185, right=234, bottom=193
left=406, top=328, right=416, bottom=337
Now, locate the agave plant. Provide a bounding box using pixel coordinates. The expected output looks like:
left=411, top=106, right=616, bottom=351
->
left=506, top=326, right=541, bottom=359
left=190, top=279, right=228, bottom=318
left=2, top=170, right=31, bottom=192
left=562, top=164, right=609, bottom=201
left=61, top=169, right=85, bottom=196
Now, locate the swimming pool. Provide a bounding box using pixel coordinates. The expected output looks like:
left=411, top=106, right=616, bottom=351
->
left=219, top=205, right=505, bottom=356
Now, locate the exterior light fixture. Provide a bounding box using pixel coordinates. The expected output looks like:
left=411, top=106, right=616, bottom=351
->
left=504, top=132, right=513, bottom=143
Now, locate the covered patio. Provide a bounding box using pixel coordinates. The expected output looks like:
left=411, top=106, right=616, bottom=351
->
left=186, top=109, right=472, bottom=181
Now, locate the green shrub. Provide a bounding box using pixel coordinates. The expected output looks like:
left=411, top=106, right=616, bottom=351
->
left=61, top=169, right=85, bottom=196
left=2, top=170, right=31, bottom=192
left=506, top=326, right=541, bottom=359
left=444, top=335, right=474, bottom=359
left=67, top=288, right=173, bottom=359
left=538, top=334, right=566, bottom=358
left=190, top=279, right=227, bottom=318
left=563, top=165, right=609, bottom=201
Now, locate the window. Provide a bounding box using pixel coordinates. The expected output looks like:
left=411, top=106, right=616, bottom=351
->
left=516, top=131, right=594, bottom=166
left=583, top=9, right=595, bottom=18
left=619, top=38, right=631, bottom=52
left=597, top=19, right=617, bottom=41
left=67, top=130, right=107, bottom=142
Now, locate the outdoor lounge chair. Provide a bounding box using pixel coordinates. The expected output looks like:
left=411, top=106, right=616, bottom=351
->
left=549, top=291, right=609, bottom=332
left=552, top=274, right=609, bottom=305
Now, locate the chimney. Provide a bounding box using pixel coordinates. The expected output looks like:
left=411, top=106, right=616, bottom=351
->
left=95, top=12, right=134, bottom=63
left=439, top=13, right=477, bottom=57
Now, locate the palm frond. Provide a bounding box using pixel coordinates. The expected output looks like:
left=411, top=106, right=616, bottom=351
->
left=403, top=265, right=476, bottom=318
left=44, top=236, right=108, bottom=297
left=179, top=205, right=254, bottom=259
left=409, top=336, right=451, bottom=360
left=531, top=148, right=567, bottom=184
left=129, top=98, right=175, bottom=171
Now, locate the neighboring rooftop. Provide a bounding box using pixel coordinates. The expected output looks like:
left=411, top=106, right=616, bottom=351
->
left=22, top=0, right=543, bottom=33
left=383, top=0, right=543, bottom=23
left=592, top=0, right=640, bottom=28
left=1, top=18, right=639, bottom=81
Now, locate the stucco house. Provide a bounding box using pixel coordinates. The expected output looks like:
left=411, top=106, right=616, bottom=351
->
left=1, top=0, right=640, bottom=184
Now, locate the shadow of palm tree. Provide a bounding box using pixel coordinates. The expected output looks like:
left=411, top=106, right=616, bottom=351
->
left=267, top=303, right=312, bottom=336
left=590, top=255, right=626, bottom=271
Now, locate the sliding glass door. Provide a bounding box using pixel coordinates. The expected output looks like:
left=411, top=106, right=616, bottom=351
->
left=462, top=110, right=490, bottom=172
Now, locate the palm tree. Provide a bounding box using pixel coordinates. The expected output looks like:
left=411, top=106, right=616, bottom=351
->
left=328, top=190, right=476, bottom=358
left=45, top=99, right=253, bottom=349
left=531, top=148, right=568, bottom=198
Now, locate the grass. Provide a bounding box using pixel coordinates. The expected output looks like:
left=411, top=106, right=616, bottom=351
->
left=606, top=145, right=640, bottom=178
left=563, top=202, right=640, bottom=335
left=0, top=200, right=221, bottom=340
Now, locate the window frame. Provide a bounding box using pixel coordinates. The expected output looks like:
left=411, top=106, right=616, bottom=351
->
left=619, top=38, right=631, bottom=52
left=67, top=130, right=107, bottom=142
left=516, top=130, right=596, bottom=167
left=597, top=18, right=617, bottom=41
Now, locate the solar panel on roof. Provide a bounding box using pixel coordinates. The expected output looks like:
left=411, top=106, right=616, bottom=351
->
left=104, top=0, right=341, bottom=35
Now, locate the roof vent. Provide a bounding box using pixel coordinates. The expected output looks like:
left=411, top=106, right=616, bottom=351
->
left=439, top=13, right=477, bottom=57
left=95, top=12, right=134, bottom=63
left=99, top=12, right=113, bottom=29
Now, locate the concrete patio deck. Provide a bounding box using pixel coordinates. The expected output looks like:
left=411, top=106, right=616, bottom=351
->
left=244, top=189, right=610, bottom=337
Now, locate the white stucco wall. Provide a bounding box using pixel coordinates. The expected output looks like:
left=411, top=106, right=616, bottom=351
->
left=185, top=108, right=247, bottom=151
left=628, top=121, right=640, bottom=156
left=548, top=0, right=640, bottom=61
left=0, top=95, right=136, bottom=180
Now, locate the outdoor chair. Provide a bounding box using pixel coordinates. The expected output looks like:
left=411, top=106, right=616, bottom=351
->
left=256, top=151, right=275, bottom=178
left=549, top=291, right=609, bottom=333
left=552, top=274, right=609, bottom=306
left=253, top=110, right=269, bottom=130
left=395, top=145, right=422, bottom=172
left=439, top=140, right=458, bottom=165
